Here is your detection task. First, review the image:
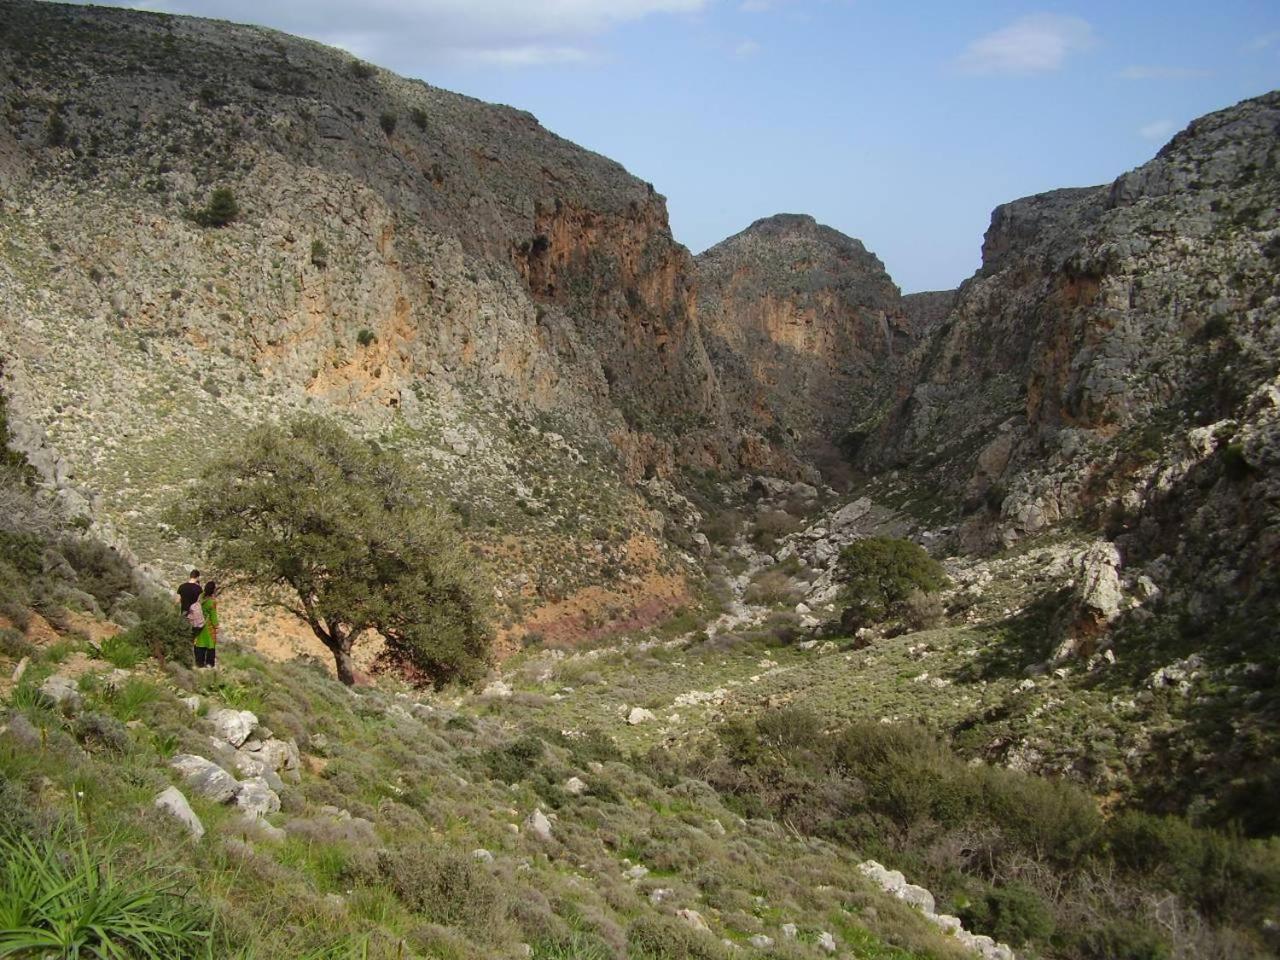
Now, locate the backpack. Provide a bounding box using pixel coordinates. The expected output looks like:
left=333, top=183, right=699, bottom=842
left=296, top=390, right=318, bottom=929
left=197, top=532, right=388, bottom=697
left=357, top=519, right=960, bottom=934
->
left=186, top=601, right=205, bottom=629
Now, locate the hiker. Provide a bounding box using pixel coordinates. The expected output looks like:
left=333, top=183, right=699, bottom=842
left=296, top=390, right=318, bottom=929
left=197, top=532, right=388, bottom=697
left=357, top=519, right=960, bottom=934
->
left=193, top=580, right=220, bottom=668
left=177, top=569, right=201, bottom=617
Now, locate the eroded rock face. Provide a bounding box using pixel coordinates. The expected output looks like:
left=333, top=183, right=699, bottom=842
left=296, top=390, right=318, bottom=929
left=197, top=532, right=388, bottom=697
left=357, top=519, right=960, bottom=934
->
left=697, top=214, right=920, bottom=455
left=862, top=93, right=1280, bottom=620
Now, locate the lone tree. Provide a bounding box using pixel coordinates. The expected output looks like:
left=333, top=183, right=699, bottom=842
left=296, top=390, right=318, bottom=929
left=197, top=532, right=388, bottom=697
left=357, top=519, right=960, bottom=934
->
left=836, top=536, right=948, bottom=631
left=179, top=416, right=492, bottom=686
left=191, top=187, right=239, bottom=227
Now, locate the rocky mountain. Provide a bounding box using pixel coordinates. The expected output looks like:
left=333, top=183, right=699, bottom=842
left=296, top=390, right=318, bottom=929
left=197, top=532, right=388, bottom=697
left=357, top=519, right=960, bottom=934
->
left=863, top=93, right=1280, bottom=598
left=696, top=214, right=917, bottom=463
left=0, top=0, right=779, bottom=649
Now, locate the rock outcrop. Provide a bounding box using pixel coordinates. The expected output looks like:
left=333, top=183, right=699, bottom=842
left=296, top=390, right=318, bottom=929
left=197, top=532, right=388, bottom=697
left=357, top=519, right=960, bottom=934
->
left=0, top=0, right=735, bottom=646
left=862, top=92, right=1280, bottom=624
left=697, top=214, right=918, bottom=457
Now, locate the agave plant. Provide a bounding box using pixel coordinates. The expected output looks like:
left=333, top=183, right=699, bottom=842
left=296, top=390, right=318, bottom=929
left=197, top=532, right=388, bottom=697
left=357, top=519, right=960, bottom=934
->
left=0, top=831, right=209, bottom=958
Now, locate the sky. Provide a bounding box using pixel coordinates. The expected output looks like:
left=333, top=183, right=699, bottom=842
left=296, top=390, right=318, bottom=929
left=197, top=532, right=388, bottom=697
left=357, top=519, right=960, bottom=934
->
left=69, top=1, right=1280, bottom=292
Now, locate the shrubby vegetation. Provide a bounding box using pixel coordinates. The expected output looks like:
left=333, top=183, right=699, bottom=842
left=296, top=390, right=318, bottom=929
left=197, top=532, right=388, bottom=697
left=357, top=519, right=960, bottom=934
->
left=677, top=708, right=1280, bottom=959
left=176, top=416, right=493, bottom=686
left=189, top=187, right=239, bottom=227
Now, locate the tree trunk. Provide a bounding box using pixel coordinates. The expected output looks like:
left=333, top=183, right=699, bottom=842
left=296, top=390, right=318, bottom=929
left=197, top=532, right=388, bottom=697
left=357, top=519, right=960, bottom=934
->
left=311, top=621, right=356, bottom=686
left=332, top=640, right=356, bottom=686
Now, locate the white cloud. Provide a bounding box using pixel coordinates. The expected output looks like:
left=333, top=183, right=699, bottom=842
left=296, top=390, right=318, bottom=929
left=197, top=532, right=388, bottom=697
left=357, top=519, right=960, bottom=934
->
left=1119, top=65, right=1210, bottom=80
left=957, top=14, right=1094, bottom=75
left=1139, top=119, right=1177, bottom=141
left=734, top=39, right=761, bottom=57
left=73, top=0, right=710, bottom=68
left=462, top=45, right=593, bottom=66
left=1247, top=31, right=1280, bottom=51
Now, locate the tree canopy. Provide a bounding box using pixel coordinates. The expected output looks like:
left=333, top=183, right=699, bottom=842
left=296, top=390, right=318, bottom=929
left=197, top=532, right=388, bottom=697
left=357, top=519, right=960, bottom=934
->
left=836, top=536, right=948, bottom=630
left=180, top=416, right=492, bottom=686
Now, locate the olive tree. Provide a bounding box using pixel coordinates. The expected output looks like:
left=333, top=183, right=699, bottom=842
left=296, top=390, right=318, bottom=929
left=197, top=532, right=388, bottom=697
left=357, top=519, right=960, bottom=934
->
left=836, top=536, right=948, bottom=631
left=179, top=416, right=491, bottom=686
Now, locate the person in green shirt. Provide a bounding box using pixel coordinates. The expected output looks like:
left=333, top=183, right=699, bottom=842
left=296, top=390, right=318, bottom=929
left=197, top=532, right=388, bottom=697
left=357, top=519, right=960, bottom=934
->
left=193, top=580, right=220, bottom=668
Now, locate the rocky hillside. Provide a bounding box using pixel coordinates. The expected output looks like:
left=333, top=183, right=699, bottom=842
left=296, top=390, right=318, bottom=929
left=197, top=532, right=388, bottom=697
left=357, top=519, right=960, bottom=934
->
left=696, top=214, right=917, bottom=465
left=0, top=0, right=790, bottom=648
left=865, top=93, right=1279, bottom=551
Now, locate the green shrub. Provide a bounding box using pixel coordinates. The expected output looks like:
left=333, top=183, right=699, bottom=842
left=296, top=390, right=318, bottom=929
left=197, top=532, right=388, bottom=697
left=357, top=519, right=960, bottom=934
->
left=755, top=706, right=822, bottom=757
left=1106, top=810, right=1280, bottom=921
left=57, top=536, right=135, bottom=610
left=190, top=187, right=239, bottom=227
left=356, top=328, right=376, bottom=347
left=0, top=558, right=33, bottom=628
left=1221, top=442, right=1255, bottom=481
left=743, top=569, right=798, bottom=606
left=902, top=588, right=945, bottom=630
left=44, top=111, right=68, bottom=147
left=625, top=915, right=727, bottom=960
left=977, top=764, right=1102, bottom=866
left=71, top=711, right=131, bottom=753
left=347, top=59, right=375, bottom=79
left=409, top=107, right=428, bottom=130
left=836, top=537, right=948, bottom=629
left=378, top=846, right=505, bottom=932
left=118, top=592, right=192, bottom=665
left=1075, top=920, right=1171, bottom=960
left=958, top=881, right=1054, bottom=947
left=483, top=733, right=545, bottom=783
left=310, top=238, right=328, bottom=269
left=834, top=722, right=974, bottom=830
left=0, top=530, right=44, bottom=577
left=378, top=112, right=397, bottom=136
left=751, top=509, right=802, bottom=550
left=1200, top=314, right=1230, bottom=341
left=99, top=632, right=145, bottom=668
left=0, top=831, right=210, bottom=958
left=106, top=678, right=163, bottom=723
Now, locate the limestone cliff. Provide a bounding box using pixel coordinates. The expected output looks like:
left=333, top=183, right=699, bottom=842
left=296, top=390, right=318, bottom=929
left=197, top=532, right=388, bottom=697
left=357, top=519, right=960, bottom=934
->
left=0, top=0, right=737, bottom=645
left=865, top=91, right=1280, bottom=628
left=696, top=214, right=916, bottom=463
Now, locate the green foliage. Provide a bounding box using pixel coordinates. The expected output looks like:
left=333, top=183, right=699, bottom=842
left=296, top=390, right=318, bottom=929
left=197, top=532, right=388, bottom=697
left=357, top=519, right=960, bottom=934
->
left=44, top=110, right=68, bottom=147
left=190, top=187, right=239, bottom=227
left=106, top=678, right=163, bottom=723
left=119, top=592, right=193, bottom=665
left=1221, top=442, right=1256, bottom=481
left=482, top=733, right=545, bottom=783
left=347, top=59, right=375, bottom=79
left=310, top=238, right=328, bottom=269
left=378, top=112, right=397, bottom=136
left=176, top=416, right=492, bottom=686
left=57, top=535, right=135, bottom=610
left=836, top=537, right=948, bottom=629
left=957, top=881, right=1054, bottom=947
left=1074, top=920, right=1171, bottom=960
left=356, top=328, right=377, bottom=348
left=0, top=831, right=209, bottom=958
left=99, top=632, right=146, bottom=668
left=409, top=107, right=428, bottom=130
left=626, top=915, right=728, bottom=960
left=377, top=847, right=505, bottom=931
left=72, top=710, right=132, bottom=753
left=0, top=370, right=37, bottom=483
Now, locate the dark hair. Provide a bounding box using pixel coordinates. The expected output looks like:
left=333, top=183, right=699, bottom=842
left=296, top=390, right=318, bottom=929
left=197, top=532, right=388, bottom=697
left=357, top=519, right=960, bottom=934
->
left=189, top=569, right=201, bottom=579
left=203, top=581, right=217, bottom=598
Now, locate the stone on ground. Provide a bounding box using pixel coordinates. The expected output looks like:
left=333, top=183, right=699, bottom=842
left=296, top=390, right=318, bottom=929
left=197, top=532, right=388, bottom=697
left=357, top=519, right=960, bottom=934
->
left=154, top=786, right=204, bottom=840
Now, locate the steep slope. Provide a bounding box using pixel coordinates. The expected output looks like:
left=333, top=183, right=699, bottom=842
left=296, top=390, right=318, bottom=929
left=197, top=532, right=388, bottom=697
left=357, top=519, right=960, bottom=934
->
left=697, top=214, right=917, bottom=468
left=0, top=0, right=754, bottom=646
left=865, top=93, right=1280, bottom=573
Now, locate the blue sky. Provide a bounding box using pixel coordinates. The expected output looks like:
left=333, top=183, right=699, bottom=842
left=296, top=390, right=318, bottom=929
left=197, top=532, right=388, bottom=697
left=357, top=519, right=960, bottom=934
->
left=81, top=1, right=1280, bottom=291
